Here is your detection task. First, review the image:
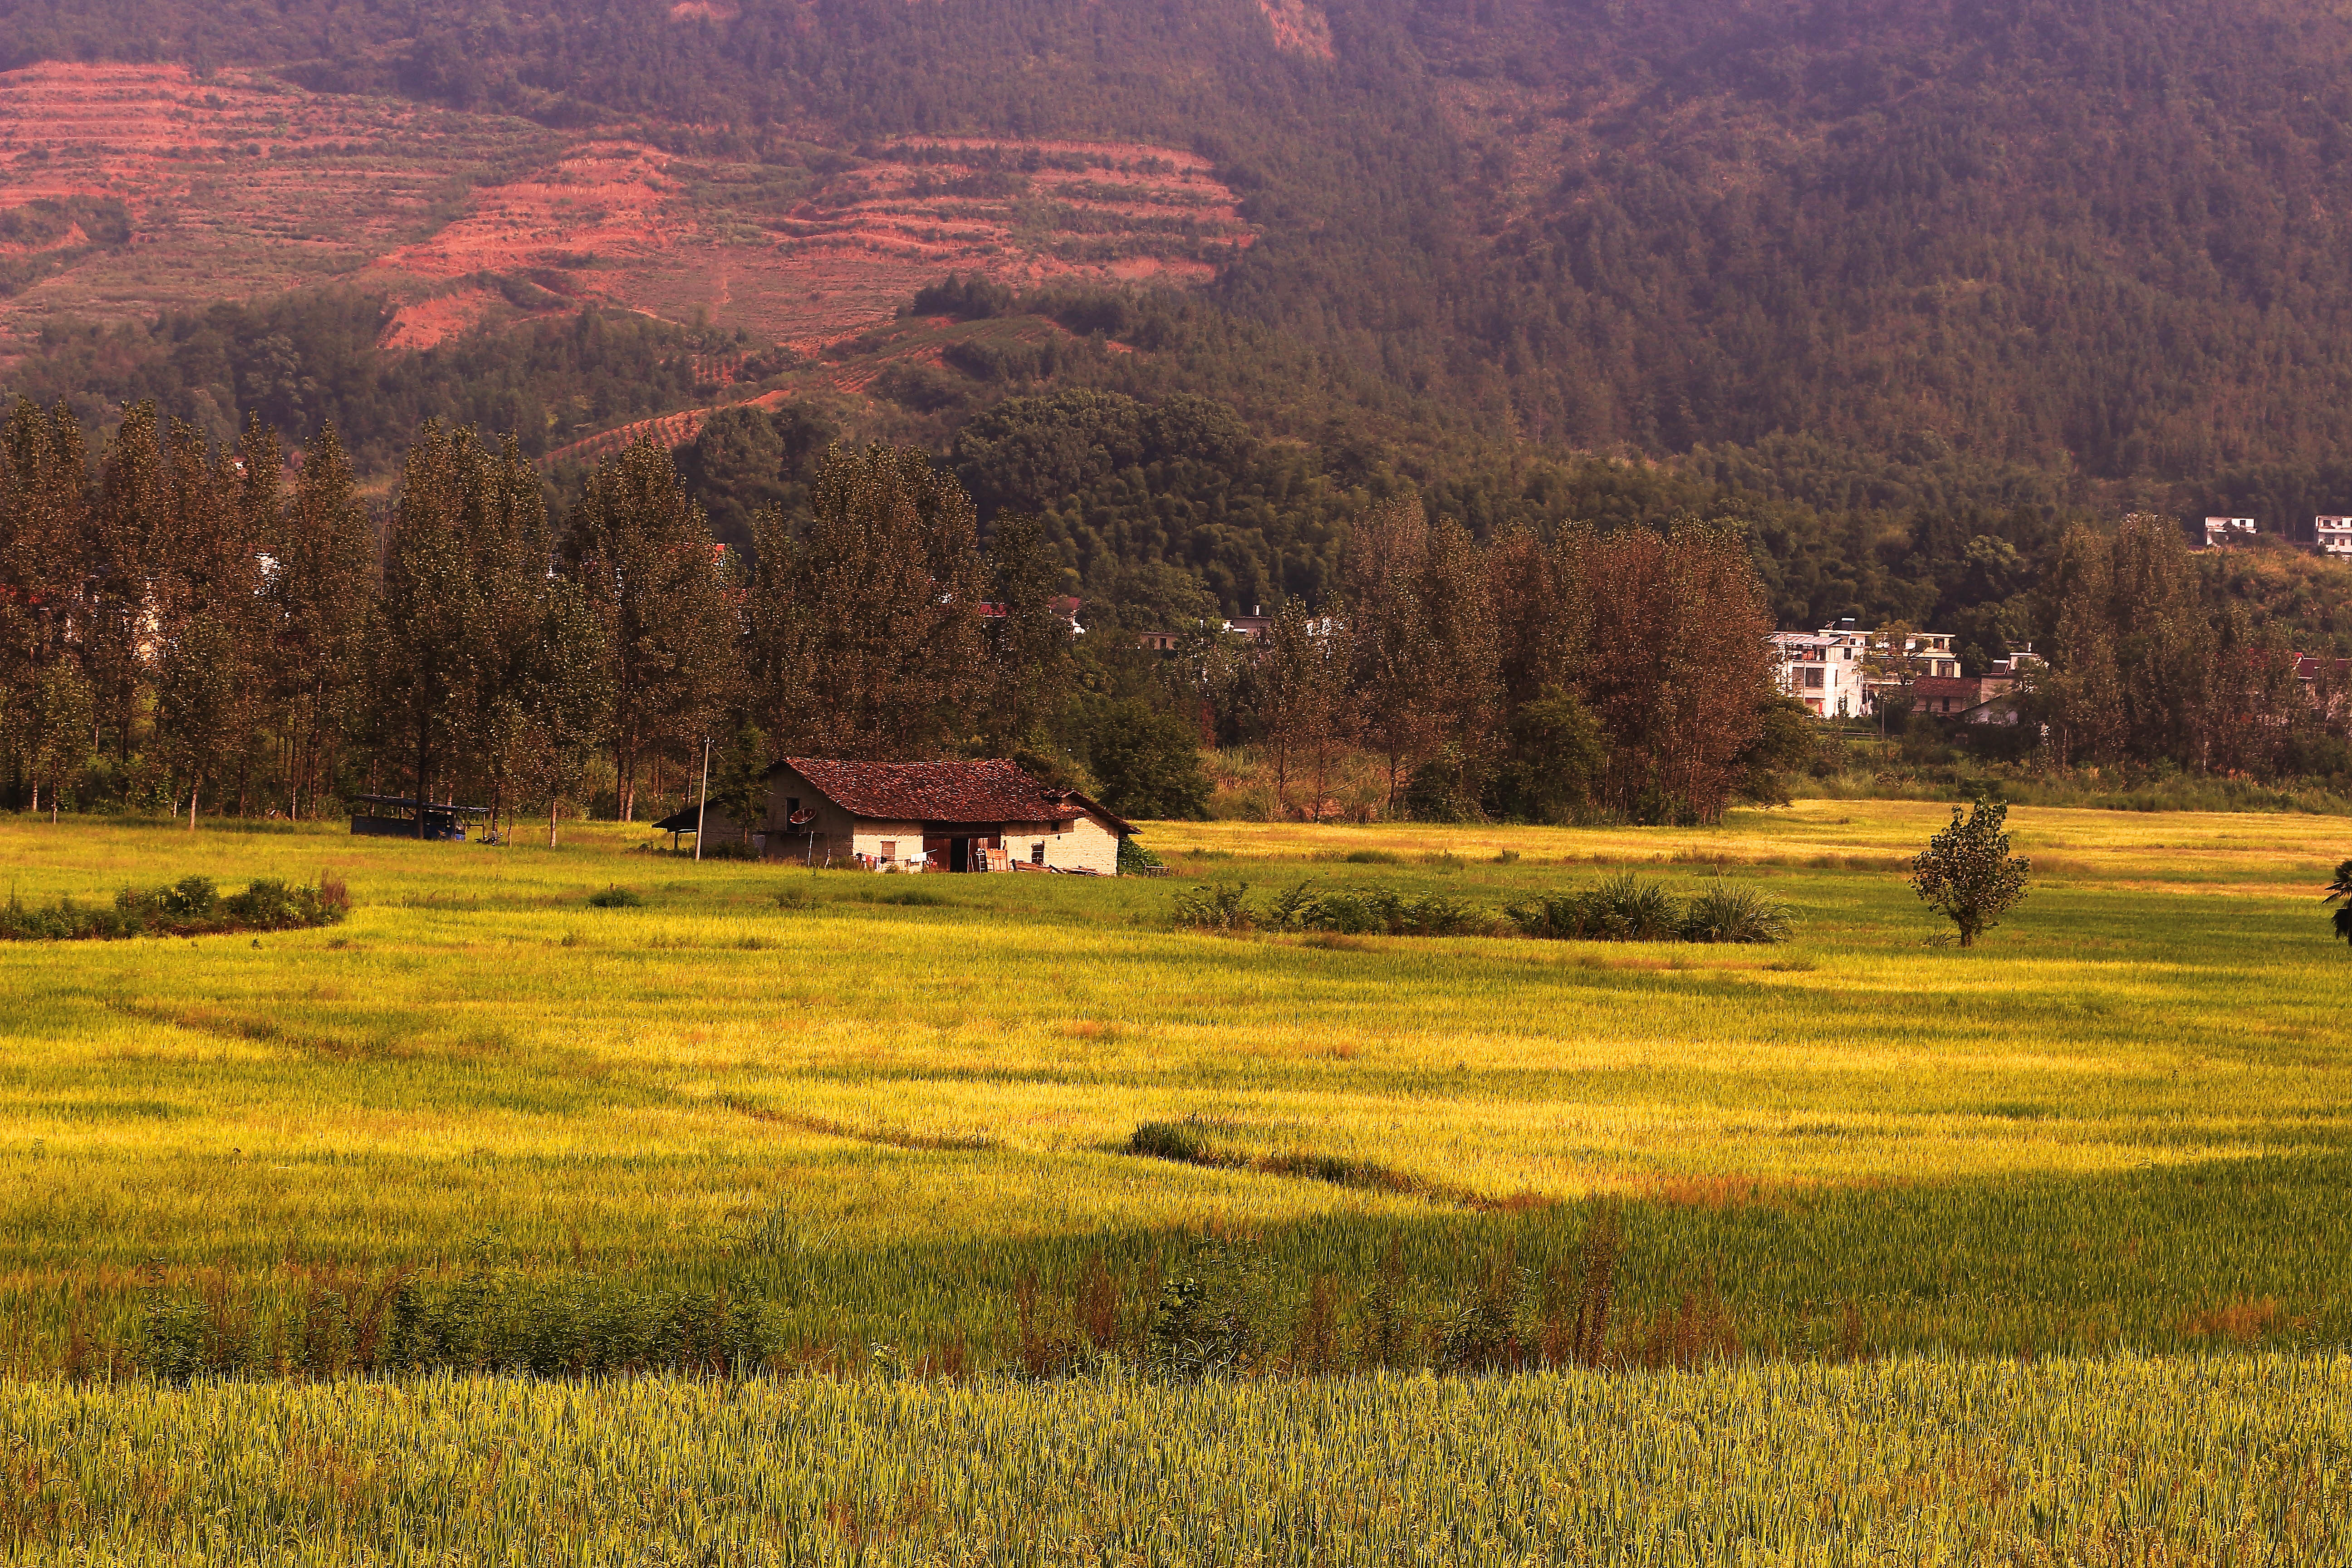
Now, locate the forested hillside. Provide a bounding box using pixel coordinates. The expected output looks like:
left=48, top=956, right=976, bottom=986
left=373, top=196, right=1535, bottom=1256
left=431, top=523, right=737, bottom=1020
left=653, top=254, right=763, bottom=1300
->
left=7, top=0, right=2352, bottom=648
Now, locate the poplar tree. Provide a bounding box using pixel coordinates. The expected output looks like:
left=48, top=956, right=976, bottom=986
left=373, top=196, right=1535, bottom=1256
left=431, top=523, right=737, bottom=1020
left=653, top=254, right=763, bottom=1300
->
left=152, top=421, right=262, bottom=825
left=470, top=434, right=558, bottom=837
left=90, top=403, right=168, bottom=764
left=1579, top=521, right=1773, bottom=824
left=1256, top=596, right=1351, bottom=820
left=516, top=578, right=613, bottom=848
left=0, top=400, right=92, bottom=814
left=1342, top=497, right=1496, bottom=814
left=370, top=420, right=485, bottom=836
left=566, top=435, right=734, bottom=820
left=750, top=442, right=986, bottom=760
left=982, top=510, right=1072, bottom=751
left=268, top=422, right=375, bottom=819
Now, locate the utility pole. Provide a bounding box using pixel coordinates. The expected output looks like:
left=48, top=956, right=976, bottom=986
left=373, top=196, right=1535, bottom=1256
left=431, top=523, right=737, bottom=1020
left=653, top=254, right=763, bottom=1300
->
left=694, top=734, right=711, bottom=862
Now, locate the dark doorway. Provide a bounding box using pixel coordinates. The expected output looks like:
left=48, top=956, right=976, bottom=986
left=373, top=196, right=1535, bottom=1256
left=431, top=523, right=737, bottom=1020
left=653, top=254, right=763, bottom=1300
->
left=950, top=837, right=973, bottom=872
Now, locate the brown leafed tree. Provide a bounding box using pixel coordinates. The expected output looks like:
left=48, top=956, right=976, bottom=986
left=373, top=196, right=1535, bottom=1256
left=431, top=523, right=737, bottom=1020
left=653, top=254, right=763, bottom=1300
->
left=369, top=419, right=487, bottom=835
left=1256, top=596, right=1353, bottom=820
left=566, top=435, right=736, bottom=819
left=268, top=421, right=375, bottom=819
left=0, top=399, right=93, bottom=815
left=1579, top=521, right=1773, bottom=824
left=1341, top=496, right=1497, bottom=814
left=749, top=442, right=986, bottom=760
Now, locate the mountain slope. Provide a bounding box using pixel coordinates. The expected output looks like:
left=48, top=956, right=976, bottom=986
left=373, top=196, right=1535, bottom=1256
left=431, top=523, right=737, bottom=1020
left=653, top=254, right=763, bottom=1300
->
left=11, top=0, right=2352, bottom=504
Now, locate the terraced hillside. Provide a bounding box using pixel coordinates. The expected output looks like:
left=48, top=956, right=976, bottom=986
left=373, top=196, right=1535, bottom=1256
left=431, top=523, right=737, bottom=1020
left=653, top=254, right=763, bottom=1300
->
left=0, top=62, right=1252, bottom=359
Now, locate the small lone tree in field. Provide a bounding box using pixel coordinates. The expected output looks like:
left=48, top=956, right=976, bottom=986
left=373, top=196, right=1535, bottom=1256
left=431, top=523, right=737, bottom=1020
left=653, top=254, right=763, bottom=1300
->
left=1911, top=796, right=2030, bottom=948
left=2327, top=860, right=2352, bottom=946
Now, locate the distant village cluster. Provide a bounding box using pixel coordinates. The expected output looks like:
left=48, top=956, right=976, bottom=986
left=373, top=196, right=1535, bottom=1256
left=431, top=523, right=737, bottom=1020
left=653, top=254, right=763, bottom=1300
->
left=2200, top=513, right=2352, bottom=554
left=1768, top=622, right=2039, bottom=725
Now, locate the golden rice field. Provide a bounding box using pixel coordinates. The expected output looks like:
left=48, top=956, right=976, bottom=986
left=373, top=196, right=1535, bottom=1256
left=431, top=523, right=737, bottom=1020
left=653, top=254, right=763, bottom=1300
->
left=0, top=800, right=2347, bottom=1561
left=7, top=1354, right=2347, bottom=1565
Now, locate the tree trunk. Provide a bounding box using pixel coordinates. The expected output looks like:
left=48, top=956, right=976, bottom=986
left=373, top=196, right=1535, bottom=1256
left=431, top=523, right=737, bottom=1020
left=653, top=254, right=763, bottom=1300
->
left=414, top=707, right=431, bottom=841
left=187, top=780, right=198, bottom=831
left=549, top=790, right=559, bottom=849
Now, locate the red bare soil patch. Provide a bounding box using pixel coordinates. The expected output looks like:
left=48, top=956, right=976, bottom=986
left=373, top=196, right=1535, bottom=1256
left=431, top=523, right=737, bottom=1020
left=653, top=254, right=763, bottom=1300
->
left=0, top=61, right=563, bottom=349
left=0, top=64, right=1250, bottom=355
left=376, top=288, right=512, bottom=351
left=369, top=141, right=676, bottom=284
left=1258, top=0, right=1337, bottom=61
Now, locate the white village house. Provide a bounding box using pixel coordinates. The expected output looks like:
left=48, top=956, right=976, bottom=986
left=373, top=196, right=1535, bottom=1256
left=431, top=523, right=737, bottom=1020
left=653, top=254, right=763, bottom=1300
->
left=1769, top=621, right=1962, bottom=718
left=659, top=757, right=1137, bottom=874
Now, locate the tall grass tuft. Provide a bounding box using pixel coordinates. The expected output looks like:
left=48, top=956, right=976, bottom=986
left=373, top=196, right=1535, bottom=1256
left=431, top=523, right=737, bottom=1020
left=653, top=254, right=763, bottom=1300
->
left=1507, top=874, right=1791, bottom=944
left=1679, top=882, right=1795, bottom=944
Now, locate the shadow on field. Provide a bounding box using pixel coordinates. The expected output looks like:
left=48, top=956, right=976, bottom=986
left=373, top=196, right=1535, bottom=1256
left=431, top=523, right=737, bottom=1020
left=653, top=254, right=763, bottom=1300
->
left=113, top=1150, right=2349, bottom=1382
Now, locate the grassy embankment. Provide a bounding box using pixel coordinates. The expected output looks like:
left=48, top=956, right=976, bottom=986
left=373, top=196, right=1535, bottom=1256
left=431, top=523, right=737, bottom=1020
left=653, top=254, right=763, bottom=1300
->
left=0, top=803, right=2345, bottom=1558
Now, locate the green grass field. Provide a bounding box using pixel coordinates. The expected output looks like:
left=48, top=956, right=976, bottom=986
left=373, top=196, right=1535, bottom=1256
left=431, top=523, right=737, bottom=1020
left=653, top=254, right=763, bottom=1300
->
left=0, top=801, right=2346, bottom=1561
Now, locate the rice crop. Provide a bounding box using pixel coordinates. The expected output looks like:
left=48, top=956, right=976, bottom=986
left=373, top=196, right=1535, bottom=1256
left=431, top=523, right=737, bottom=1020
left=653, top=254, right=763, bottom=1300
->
left=0, top=802, right=2345, bottom=1376
left=0, top=1353, right=2343, bottom=1564
left=0, top=802, right=2346, bottom=1556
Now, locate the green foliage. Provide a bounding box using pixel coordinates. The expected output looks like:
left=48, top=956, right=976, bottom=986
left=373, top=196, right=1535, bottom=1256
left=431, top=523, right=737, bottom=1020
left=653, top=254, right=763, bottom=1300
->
left=585, top=886, right=642, bottom=908
left=140, top=1264, right=774, bottom=1380
left=1170, top=881, right=1253, bottom=932
left=7, top=296, right=738, bottom=474
left=1077, top=697, right=1210, bottom=820
left=1733, top=696, right=1823, bottom=808
left=1506, top=873, right=1682, bottom=943
left=2327, top=860, right=2352, bottom=947
left=705, top=722, right=769, bottom=845
left=0, top=873, right=345, bottom=941
left=674, top=403, right=835, bottom=551
left=1486, top=686, right=1607, bottom=824
left=1174, top=879, right=1490, bottom=938
left=1678, top=882, right=1796, bottom=946
left=1911, top=797, right=2032, bottom=948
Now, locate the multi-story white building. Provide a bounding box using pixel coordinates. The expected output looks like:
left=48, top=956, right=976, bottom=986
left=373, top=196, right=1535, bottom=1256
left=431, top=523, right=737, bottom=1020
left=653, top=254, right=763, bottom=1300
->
left=1771, top=622, right=1965, bottom=717
left=2316, top=515, right=2352, bottom=557
left=2204, top=516, right=2258, bottom=549
left=1771, top=628, right=1866, bottom=717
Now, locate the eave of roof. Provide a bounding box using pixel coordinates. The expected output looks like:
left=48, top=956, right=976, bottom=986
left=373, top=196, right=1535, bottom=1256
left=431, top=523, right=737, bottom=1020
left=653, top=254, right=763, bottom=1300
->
left=771, top=757, right=1139, bottom=836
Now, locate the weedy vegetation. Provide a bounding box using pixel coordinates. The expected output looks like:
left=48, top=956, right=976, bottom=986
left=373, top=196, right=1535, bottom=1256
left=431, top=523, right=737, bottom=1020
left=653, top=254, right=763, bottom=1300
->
left=0, top=801, right=2345, bottom=1561
left=0, top=872, right=346, bottom=940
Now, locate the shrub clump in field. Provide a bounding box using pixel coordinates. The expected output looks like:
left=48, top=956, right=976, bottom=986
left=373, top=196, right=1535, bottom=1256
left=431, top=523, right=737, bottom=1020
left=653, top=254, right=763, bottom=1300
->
left=1508, top=875, right=1793, bottom=944
left=1174, top=882, right=1491, bottom=937
left=1179, top=876, right=1793, bottom=944
left=1677, top=882, right=1795, bottom=945
left=2326, top=859, right=2352, bottom=946
left=1506, top=873, right=1678, bottom=941
left=586, top=886, right=645, bottom=908
left=0, top=874, right=348, bottom=941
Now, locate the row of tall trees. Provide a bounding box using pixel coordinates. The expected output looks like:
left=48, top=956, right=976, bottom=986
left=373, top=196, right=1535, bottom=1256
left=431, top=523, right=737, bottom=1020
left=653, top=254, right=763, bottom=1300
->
left=2035, top=514, right=2347, bottom=777
left=1203, top=500, right=1793, bottom=826
left=0, top=399, right=1098, bottom=832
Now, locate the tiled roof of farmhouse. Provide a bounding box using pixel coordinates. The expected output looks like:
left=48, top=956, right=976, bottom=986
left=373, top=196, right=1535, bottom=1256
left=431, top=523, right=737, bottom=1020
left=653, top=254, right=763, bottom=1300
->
left=781, top=757, right=1136, bottom=833
left=1909, top=676, right=1982, bottom=699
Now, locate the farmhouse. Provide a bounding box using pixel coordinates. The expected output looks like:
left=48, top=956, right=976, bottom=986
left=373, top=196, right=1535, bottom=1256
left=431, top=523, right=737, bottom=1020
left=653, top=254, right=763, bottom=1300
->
left=693, top=757, right=1136, bottom=873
